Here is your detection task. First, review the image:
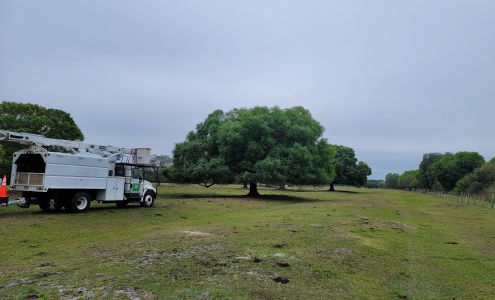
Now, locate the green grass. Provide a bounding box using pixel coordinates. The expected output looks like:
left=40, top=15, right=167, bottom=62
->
left=1, top=185, right=494, bottom=299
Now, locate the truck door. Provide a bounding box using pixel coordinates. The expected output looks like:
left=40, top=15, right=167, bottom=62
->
left=130, top=168, right=143, bottom=195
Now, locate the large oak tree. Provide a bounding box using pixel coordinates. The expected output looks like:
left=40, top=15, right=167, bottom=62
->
left=168, top=106, right=335, bottom=196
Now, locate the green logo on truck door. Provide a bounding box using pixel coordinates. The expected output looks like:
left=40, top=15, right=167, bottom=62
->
left=131, top=183, right=140, bottom=193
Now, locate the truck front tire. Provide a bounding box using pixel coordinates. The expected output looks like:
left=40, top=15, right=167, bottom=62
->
left=68, top=192, right=91, bottom=213
left=140, top=191, right=155, bottom=208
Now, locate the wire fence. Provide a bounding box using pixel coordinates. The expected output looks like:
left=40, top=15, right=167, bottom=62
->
left=413, top=189, right=495, bottom=208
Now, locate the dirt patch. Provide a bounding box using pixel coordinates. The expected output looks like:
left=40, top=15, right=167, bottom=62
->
left=309, top=224, right=324, bottom=228
left=114, top=287, right=153, bottom=300
left=180, top=230, right=211, bottom=236
left=5, top=272, right=56, bottom=288
left=333, top=248, right=353, bottom=254
left=356, top=218, right=414, bottom=233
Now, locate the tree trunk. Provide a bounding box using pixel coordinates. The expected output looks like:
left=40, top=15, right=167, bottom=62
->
left=243, top=182, right=248, bottom=189
left=278, top=182, right=286, bottom=190
left=329, top=182, right=335, bottom=192
left=248, top=181, right=260, bottom=197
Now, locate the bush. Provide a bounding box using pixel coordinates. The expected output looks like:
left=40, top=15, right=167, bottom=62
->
left=455, top=163, right=495, bottom=194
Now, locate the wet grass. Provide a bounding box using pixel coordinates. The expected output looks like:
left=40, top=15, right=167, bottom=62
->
left=0, top=184, right=494, bottom=299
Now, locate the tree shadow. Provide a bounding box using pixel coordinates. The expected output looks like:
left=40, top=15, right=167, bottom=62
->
left=163, top=193, right=317, bottom=203
left=328, top=190, right=360, bottom=194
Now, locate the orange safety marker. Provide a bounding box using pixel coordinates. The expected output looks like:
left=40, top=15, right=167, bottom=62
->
left=0, top=175, right=8, bottom=205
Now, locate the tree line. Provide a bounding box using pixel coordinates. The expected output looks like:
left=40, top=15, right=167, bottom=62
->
left=384, top=152, right=495, bottom=195
left=0, top=103, right=372, bottom=196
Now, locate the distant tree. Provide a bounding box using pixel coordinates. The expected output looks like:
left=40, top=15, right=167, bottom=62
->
left=385, top=173, right=400, bottom=189
left=455, top=162, right=495, bottom=194
left=329, top=145, right=371, bottom=191
left=491, top=157, right=495, bottom=164
left=428, top=152, right=484, bottom=191
left=416, top=153, right=443, bottom=189
left=167, top=106, right=335, bottom=196
left=399, top=170, right=418, bottom=190
left=0, top=102, right=84, bottom=178
left=146, top=154, right=172, bottom=184
left=366, top=179, right=384, bottom=189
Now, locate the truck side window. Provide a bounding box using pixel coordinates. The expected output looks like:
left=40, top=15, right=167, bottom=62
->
left=115, top=165, right=125, bottom=177
left=131, top=168, right=141, bottom=179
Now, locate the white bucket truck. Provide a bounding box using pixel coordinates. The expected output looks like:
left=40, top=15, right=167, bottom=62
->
left=0, top=130, right=157, bottom=213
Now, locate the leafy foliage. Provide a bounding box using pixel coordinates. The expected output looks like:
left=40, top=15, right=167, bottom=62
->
left=384, top=173, right=400, bottom=189
left=427, top=152, right=484, bottom=191
left=0, top=102, right=84, bottom=178
left=417, top=153, right=443, bottom=189
left=455, top=162, right=495, bottom=194
left=146, top=154, right=172, bottom=182
left=366, top=179, right=384, bottom=189
left=398, top=170, right=418, bottom=190
left=331, top=145, right=371, bottom=189
left=167, top=106, right=335, bottom=194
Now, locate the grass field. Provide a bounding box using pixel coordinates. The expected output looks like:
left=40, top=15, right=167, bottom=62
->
left=1, top=185, right=494, bottom=299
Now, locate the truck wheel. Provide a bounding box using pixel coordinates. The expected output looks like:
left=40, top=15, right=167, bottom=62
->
left=68, top=192, right=91, bottom=213
left=115, top=201, right=128, bottom=208
left=140, top=191, right=155, bottom=208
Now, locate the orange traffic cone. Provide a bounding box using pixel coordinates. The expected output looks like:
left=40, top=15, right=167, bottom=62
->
left=0, top=175, right=8, bottom=205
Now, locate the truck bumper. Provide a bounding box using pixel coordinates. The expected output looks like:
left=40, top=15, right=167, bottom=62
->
left=0, top=197, right=29, bottom=208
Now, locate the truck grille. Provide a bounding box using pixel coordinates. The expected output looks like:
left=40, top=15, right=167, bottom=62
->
left=14, top=172, right=44, bottom=186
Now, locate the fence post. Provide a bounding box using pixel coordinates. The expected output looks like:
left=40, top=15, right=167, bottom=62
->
left=491, top=194, right=494, bottom=209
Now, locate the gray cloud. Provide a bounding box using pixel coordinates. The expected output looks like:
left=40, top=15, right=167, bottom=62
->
left=1, top=0, right=494, bottom=178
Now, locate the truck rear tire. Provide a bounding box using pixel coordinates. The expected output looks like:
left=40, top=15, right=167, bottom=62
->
left=140, top=191, right=155, bottom=208
left=68, top=192, right=91, bottom=213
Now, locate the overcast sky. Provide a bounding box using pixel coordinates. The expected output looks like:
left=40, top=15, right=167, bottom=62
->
left=1, top=1, right=494, bottom=179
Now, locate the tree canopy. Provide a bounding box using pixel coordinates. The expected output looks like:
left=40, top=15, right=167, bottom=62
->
left=455, top=161, right=495, bottom=194
left=416, top=153, right=443, bottom=189
left=167, top=106, right=335, bottom=196
left=398, top=170, right=418, bottom=190
left=384, top=173, right=400, bottom=189
left=329, top=145, right=371, bottom=191
left=0, top=102, right=84, bottom=178
left=427, top=152, right=484, bottom=191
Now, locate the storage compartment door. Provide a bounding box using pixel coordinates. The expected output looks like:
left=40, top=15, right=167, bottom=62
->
left=105, top=178, right=125, bottom=201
